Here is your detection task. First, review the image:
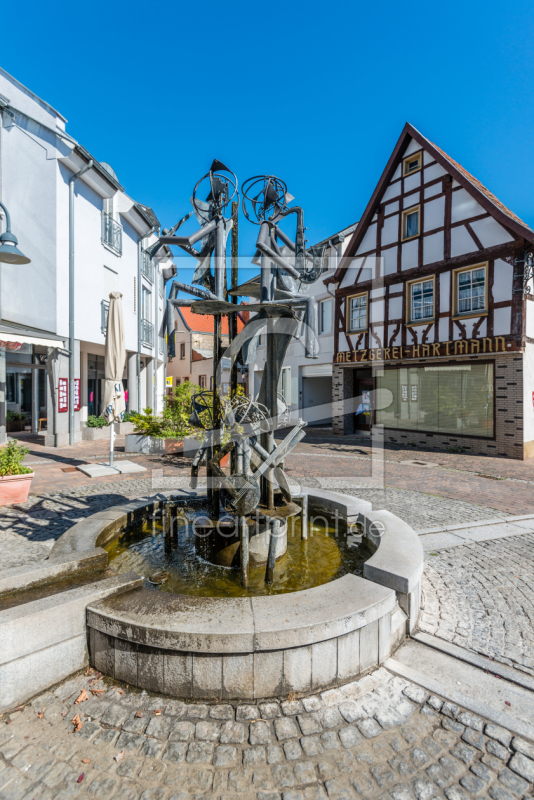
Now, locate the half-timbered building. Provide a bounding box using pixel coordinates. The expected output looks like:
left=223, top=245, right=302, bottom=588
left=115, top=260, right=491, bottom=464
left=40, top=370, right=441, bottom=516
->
left=327, top=123, right=534, bottom=459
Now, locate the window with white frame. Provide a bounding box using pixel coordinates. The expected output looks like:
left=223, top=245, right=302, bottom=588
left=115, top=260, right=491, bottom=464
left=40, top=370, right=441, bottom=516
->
left=142, top=286, right=151, bottom=321
left=319, top=299, right=332, bottom=334
left=279, top=367, right=291, bottom=405
left=199, top=375, right=207, bottom=389
left=456, top=266, right=486, bottom=315
left=409, top=279, right=434, bottom=322
left=348, top=293, right=368, bottom=332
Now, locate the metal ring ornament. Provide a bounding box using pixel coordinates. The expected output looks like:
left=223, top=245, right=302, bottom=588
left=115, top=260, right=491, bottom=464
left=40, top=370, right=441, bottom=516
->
left=241, top=175, right=289, bottom=224
left=192, top=168, right=238, bottom=222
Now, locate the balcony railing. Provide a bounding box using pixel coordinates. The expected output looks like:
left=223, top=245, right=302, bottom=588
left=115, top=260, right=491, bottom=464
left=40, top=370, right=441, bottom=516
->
left=142, top=251, right=154, bottom=283
left=141, top=318, right=154, bottom=347
left=101, top=212, right=122, bottom=255
left=101, top=300, right=109, bottom=334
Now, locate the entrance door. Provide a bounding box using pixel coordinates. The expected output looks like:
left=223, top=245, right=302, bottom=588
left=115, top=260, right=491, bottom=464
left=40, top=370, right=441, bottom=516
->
left=354, top=376, right=374, bottom=432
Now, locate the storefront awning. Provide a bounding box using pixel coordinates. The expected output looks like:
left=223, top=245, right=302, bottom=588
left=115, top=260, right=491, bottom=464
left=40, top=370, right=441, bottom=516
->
left=0, top=324, right=66, bottom=350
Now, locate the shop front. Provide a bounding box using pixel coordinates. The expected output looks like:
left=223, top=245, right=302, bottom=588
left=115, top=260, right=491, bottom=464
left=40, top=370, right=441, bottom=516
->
left=332, top=336, right=526, bottom=459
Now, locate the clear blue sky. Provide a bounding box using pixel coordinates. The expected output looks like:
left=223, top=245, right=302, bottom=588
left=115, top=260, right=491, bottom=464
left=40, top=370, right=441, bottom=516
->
left=3, top=0, right=534, bottom=291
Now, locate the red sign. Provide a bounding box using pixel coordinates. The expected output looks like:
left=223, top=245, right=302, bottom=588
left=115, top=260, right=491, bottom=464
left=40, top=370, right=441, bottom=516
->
left=74, top=379, right=81, bottom=412
left=532, top=391, right=534, bottom=410
left=58, top=378, right=68, bottom=412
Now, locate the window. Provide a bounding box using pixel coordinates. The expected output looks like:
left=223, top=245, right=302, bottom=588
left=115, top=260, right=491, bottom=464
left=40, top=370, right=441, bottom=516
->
left=402, top=206, right=420, bottom=240
left=407, top=277, right=434, bottom=323
left=347, top=293, right=368, bottom=332
left=376, top=363, right=494, bottom=438
left=101, top=198, right=122, bottom=255
left=199, top=375, right=207, bottom=389
left=142, top=287, right=151, bottom=321
left=180, top=343, right=186, bottom=359
left=319, top=299, right=333, bottom=334
left=403, top=152, right=422, bottom=176
left=279, top=367, right=291, bottom=404
left=455, top=265, right=487, bottom=316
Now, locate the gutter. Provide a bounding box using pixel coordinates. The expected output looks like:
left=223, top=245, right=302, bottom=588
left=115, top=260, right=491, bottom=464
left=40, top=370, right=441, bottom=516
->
left=69, top=161, right=93, bottom=445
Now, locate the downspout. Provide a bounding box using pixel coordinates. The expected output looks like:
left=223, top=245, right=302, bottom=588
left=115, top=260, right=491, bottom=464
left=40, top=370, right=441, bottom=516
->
left=69, top=160, right=93, bottom=445
left=137, top=227, right=156, bottom=412
left=154, top=266, right=158, bottom=413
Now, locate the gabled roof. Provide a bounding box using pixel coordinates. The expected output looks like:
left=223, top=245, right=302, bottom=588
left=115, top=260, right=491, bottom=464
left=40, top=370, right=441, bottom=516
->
left=177, top=306, right=247, bottom=334
left=331, top=122, right=534, bottom=282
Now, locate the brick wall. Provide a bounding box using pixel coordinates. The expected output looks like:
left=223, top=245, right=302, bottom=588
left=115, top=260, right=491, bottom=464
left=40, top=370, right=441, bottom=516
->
left=332, top=354, right=526, bottom=459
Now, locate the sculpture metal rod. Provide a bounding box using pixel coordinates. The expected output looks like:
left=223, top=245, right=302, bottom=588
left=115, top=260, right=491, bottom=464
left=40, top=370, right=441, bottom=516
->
left=300, top=494, right=308, bottom=540
left=159, top=217, right=217, bottom=247
left=239, top=515, right=249, bottom=588
left=265, top=517, right=280, bottom=585
left=257, top=223, right=300, bottom=279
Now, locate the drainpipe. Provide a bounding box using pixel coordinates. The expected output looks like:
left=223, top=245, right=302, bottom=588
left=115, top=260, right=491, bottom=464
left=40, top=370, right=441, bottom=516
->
left=154, top=267, right=158, bottom=413
left=137, top=227, right=156, bottom=413
left=69, top=160, right=93, bottom=445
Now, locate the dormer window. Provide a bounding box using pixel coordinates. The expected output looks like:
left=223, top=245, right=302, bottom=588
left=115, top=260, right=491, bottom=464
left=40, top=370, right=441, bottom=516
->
left=401, top=206, right=420, bottom=241
left=403, top=152, right=422, bottom=176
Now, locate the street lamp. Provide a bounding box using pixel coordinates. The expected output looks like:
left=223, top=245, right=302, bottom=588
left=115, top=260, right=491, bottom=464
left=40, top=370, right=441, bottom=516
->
left=0, top=201, right=31, bottom=264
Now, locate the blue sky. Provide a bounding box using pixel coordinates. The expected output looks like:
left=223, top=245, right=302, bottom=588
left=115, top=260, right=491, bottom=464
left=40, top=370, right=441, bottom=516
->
left=3, top=0, right=534, bottom=293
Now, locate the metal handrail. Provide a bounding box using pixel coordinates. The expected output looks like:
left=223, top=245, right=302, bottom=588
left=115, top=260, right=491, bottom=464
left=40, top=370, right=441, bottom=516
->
left=101, top=300, right=109, bottom=334
left=141, top=318, right=154, bottom=347
left=142, top=250, right=154, bottom=283
left=101, top=212, right=122, bottom=255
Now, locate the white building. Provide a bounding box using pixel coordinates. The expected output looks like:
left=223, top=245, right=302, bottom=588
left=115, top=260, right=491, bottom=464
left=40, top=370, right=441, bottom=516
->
left=0, top=67, right=173, bottom=446
left=248, top=224, right=356, bottom=427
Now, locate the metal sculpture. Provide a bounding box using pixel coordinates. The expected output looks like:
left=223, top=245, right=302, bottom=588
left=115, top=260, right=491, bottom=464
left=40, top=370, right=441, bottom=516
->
left=156, top=164, right=327, bottom=587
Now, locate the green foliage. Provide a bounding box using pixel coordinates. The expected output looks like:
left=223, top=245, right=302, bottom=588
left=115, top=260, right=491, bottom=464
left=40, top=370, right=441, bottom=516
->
left=86, top=415, right=108, bottom=428
left=122, top=411, right=135, bottom=422
left=6, top=411, right=25, bottom=422
left=0, top=439, right=32, bottom=476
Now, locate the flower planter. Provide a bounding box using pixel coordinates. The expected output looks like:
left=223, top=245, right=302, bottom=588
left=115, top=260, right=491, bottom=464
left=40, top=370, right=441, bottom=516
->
left=82, top=422, right=135, bottom=441
left=6, top=420, right=26, bottom=433
left=125, top=434, right=184, bottom=455
left=0, top=472, right=34, bottom=506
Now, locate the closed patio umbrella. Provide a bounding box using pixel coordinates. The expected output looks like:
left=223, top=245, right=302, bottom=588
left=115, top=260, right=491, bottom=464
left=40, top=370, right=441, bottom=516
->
left=102, top=291, right=126, bottom=467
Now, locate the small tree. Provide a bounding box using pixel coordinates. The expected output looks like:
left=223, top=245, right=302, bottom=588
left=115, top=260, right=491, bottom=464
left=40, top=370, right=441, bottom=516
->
left=0, top=439, right=32, bottom=476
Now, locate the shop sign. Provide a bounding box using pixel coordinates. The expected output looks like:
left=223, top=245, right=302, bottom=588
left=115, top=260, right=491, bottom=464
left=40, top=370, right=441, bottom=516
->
left=334, top=336, right=519, bottom=364
left=58, top=378, right=68, bottom=412
left=166, top=377, right=173, bottom=387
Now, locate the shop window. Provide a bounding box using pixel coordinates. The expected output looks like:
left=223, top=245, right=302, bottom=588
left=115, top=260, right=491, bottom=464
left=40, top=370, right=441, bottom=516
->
left=454, top=264, right=487, bottom=316
left=402, top=206, right=420, bottom=240
left=347, top=293, right=368, bottom=333
left=376, top=363, right=494, bottom=438
left=403, top=152, right=422, bottom=176
left=319, top=299, right=332, bottom=334
left=407, top=277, right=434, bottom=323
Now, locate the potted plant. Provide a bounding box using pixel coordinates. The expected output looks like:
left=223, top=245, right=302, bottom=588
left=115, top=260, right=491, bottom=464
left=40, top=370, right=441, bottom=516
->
left=6, top=411, right=27, bottom=433
left=125, top=382, right=199, bottom=455
left=0, top=439, right=34, bottom=505
left=82, top=412, right=136, bottom=441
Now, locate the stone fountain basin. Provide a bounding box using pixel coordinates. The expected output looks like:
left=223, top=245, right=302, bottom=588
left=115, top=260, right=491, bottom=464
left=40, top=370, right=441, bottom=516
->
left=48, top=488, right=424, bottom=700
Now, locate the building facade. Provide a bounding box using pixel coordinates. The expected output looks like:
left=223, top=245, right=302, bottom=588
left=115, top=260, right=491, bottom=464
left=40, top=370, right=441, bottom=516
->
left=328, top=123, right=534, bottom=459
left=0, top=67, right=173, bottom=445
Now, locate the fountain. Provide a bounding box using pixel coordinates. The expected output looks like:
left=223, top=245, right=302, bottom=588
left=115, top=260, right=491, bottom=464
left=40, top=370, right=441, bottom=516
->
left=41, top=162, right=424, bottom=702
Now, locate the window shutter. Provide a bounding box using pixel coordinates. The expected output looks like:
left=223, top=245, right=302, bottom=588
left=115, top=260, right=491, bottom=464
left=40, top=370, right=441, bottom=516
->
left=103, top=265, right=118, bottom=298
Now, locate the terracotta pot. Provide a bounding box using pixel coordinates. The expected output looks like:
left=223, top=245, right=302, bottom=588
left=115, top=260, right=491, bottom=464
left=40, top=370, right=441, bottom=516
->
left=0, top=472, right=34, bottom=506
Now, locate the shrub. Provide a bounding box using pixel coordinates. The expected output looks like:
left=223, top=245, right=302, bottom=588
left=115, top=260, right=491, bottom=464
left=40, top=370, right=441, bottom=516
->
left=86, top=415, right=108, bottom=428
left=6, top=411, right=25, bottom=422
left=0, top=439, right=32, bottom=476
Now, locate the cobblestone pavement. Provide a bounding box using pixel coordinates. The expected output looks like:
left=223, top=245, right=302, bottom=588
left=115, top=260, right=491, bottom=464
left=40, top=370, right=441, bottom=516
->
left=420, top=534, right=534, bottom=676
left=1, top=665, right=534, bottom=800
